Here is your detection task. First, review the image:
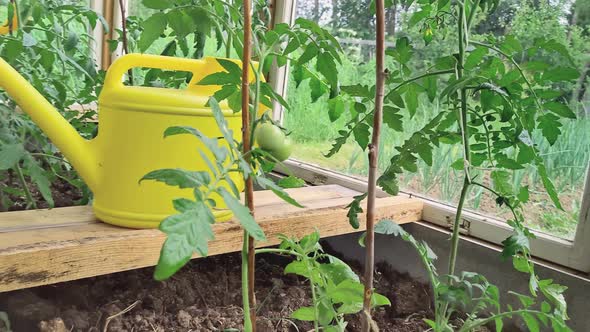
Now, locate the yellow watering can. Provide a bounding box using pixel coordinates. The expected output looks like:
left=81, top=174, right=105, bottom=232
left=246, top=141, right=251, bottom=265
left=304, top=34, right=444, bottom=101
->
left=0, top=54, right=257, bottom=228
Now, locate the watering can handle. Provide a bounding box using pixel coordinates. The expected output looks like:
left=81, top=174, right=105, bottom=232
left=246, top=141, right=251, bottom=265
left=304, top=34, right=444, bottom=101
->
left=104, top=54, right=232, bottom=91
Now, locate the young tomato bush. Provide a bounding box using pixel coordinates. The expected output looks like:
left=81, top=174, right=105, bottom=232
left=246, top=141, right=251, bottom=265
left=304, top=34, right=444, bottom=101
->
left=340, top=0, right=578, bottom=330
left=0, top=0, right=104, bottom=210
left=258, top=231, right=390, bottom=332
left=136, top=0, right=392, bottom=330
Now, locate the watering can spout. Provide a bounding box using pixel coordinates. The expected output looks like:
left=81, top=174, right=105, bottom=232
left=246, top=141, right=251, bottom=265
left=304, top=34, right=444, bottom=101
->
left=0, top=57, right=99, bottom=191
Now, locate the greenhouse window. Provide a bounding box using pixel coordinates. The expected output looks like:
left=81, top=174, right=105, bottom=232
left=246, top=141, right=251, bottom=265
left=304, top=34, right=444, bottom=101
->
left=270, top=0, right=590, bottom=273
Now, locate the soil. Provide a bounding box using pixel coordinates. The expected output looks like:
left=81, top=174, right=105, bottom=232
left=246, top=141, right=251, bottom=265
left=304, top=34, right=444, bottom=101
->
left=0, top=172, right=83, bottom=212
left=0, top=250, right=434, bottom=332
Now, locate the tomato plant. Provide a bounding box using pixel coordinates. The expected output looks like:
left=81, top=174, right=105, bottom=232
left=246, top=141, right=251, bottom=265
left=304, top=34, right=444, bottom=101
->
left=341, top=0, right=577, bottom=330
left=0, top=0, right=103, bottom=210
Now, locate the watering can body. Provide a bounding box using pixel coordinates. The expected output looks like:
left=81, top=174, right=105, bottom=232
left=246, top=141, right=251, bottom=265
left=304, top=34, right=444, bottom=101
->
left=0, top=54, right=254, bottom=228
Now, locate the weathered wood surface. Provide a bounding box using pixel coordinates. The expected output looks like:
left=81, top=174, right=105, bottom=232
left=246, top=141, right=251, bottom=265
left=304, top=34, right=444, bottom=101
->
left=0, top=185, right=423, bottom=292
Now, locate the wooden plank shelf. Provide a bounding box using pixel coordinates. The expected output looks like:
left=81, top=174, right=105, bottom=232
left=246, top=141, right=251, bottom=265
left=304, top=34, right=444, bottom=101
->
left=0, top=185, right=423, bottom=293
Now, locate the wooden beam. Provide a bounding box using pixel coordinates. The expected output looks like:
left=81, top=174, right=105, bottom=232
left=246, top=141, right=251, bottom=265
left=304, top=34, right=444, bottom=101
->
left=0, top=185, right=422, bottom=292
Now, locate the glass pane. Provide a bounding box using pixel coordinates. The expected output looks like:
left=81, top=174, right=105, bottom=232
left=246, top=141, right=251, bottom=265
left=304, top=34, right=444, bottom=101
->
left=284, top=0, right=590, bottom=240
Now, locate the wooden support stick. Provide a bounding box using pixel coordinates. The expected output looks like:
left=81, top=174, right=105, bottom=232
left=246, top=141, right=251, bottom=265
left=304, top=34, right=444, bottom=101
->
left=362, top=0, right=387, bottom=330
left=241, top=0, right=257, bottom=330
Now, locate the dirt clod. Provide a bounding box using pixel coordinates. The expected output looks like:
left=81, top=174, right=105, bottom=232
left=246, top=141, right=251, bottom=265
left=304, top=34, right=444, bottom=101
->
left=38, top=318, right=67, bottom=332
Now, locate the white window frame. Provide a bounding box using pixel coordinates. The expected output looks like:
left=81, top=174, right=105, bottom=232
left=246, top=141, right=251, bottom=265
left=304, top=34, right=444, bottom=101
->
left=89, top=0, right=590, bottom=274
left=270, top=0, right=590, bottom=274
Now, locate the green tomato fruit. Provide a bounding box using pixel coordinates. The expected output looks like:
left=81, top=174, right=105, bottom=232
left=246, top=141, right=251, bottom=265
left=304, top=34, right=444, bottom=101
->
left=255, top=122, right=286, bottom=151
left=270, top=137, right=294, bottom=162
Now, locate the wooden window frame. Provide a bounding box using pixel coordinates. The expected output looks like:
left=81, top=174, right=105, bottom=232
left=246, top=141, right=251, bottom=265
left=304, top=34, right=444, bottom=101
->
left=270, top=0, right=590, bottom=274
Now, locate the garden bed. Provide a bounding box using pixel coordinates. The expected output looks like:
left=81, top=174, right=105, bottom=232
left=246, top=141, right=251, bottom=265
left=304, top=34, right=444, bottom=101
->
left=0, top=249, right=434, bottom=332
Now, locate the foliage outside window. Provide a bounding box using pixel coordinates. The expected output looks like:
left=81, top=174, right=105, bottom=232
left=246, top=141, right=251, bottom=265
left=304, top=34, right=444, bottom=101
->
left=285, top=0, right=590, bottom=240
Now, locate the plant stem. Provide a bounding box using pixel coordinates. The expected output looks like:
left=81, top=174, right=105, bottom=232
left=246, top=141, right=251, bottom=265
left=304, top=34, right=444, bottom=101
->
left=241, top=0, right=256, bottom=330
left=254, top=248, right=304, bottom=258
left=362, top=1, right=388, bottom=331
left=241, top=232, right=253, bottom=331
left=117, top=0, right=133, bottom=85
left=15, top=164, right=36, bottom=209
left=447, top=0, right=472, bottom=278
left=310, top=279, right=320, bottom=331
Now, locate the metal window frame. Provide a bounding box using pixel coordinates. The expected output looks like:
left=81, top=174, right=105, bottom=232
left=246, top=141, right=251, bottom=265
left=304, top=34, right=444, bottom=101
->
left=270, top=0, right=590, bottom=274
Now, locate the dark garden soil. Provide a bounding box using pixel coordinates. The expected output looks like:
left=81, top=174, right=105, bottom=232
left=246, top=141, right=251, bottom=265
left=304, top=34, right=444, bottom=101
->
left=1, top=175, right=83, bottom=212
left=0, top=249, right=435, bottom=332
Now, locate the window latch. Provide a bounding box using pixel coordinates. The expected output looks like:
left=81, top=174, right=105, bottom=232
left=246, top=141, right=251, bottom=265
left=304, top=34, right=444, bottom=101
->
left=446, top=215, right=471, bottom=235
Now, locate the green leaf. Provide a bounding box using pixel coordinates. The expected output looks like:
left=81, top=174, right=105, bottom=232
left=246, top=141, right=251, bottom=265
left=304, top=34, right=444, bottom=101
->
left=416, top=143, right=433, bottom=166
left=387, top=37, right=413, bottom=64
left=341, top=84, right=372, bottom=98
left=309, top=78, right=328, bottom=103
left=328, top=96, right=345, bottom=122
left=409, top=8, right=430, bottom=27
left=491, top=170, right=511, bottom=195
left=197, top=72, right=241, bottom=86
left=544, top=102, right=576, bottom=119
left=154, top=201, right=215, bottom=280
left=465, top=47, right=488, bottom=70
left=291, top=307, right=316, bottom=321
left=322, top=255, right=360, bottom=285
left=539, top=280, right=568, bottom=319
left=371, top=293, right=391, bottom=307
left=142, top=0, right=173, bottom=9
left=383, top=106, right=403, bottom=132
left=64, top=32, right=79, bottom=51
left=209, top=98, right=238, bottom=151
left=536, top=160, right=562, bottom=210
left=538, top=114, right=562, bottom=145
left=0, top=144, right=25, bottom=170
left=353, top=123, right=371, bottom=150
left=298, top=43, right=319, bottom=65
left=501, top=228, right=530, bottom=259
left=141, top=169, right=211, bottom=188
left=278, top=176, right=306, bottom=189
left=404, top=84, right=419, bottom=117
left=521, top=312, right=540, bottom=332
left=216, top=58, right=242, bottom=77
left=423, top=75, right=437, bottom=102
left=26, top=157, right=54, bottom=208
left=518, top=186, right=530, bottom=203
left=167, top=10, right=194, bottom=39
left=256, top=177, right=304, bottom=208
left=374, top=219, right=405, bottom=236
left=284, top=260, right=309, bottom=278
left=542, top=67, right=579, bottom=82
left=345, top=193, right=368, bottom=229
left=154, top=233, right=193, bottom=281
left=512, top=255, right=530, bottom=273
left=139, top=13, right=167, bottom=52
left=218, top=188, right=266, bottom=241
left=377, top=170, right=399, bottom=195
left=388, top=91, right=405, bottom=108
left=316, top=52, right=338, bottom=87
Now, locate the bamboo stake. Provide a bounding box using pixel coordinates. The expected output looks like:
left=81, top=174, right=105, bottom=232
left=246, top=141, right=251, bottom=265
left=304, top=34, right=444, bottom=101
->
left=362, top=0, right=386, bottom=330
left=241, top=0, right=257, bottom=331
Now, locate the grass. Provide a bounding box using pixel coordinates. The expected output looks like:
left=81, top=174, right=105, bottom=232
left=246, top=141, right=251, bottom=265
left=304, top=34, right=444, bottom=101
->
left=284, top=51, right=590, bottom=240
